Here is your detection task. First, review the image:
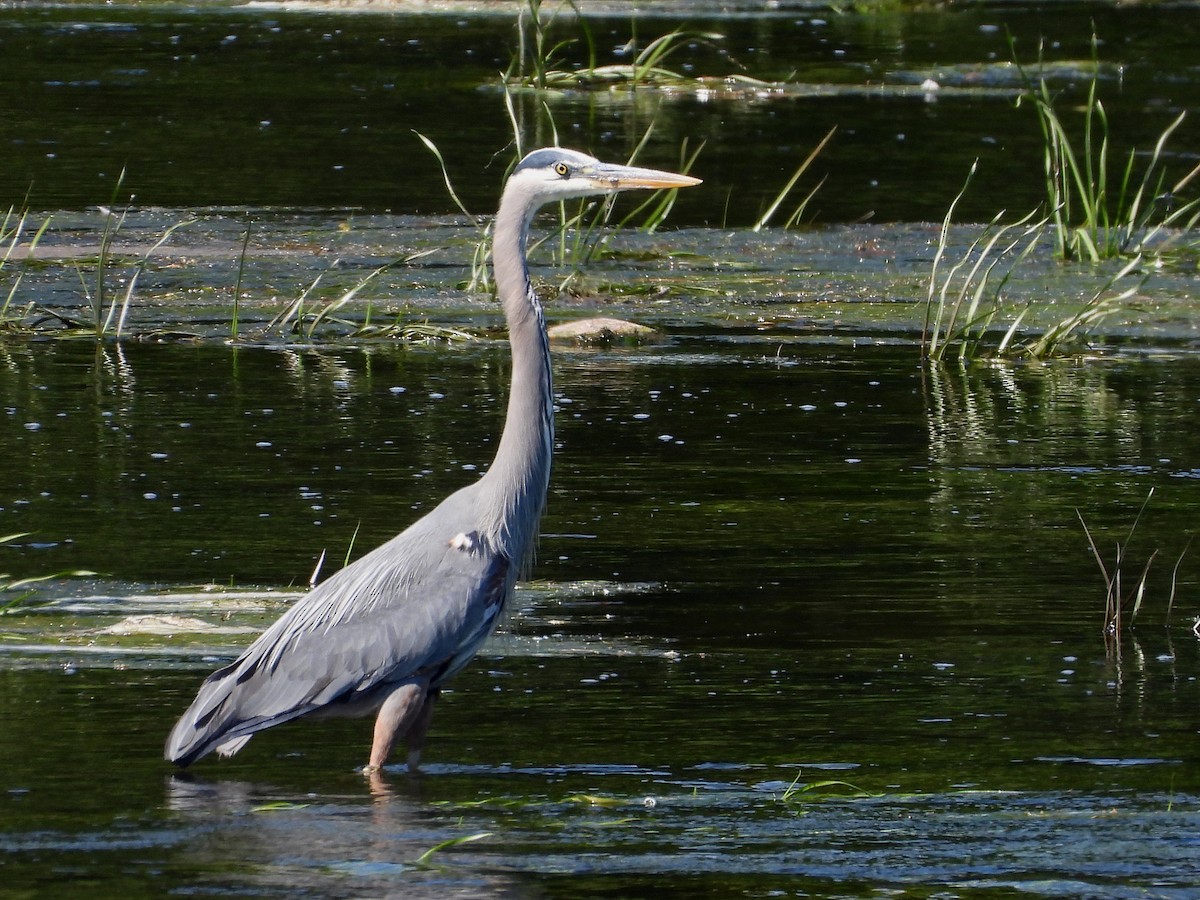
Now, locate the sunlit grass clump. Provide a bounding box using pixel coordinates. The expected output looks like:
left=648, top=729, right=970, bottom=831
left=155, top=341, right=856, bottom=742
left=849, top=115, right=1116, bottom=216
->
left=1018, top=37, right=1200, bottom=263
left=923, top=36, right=1200, bottom=361
left=921, top=164, right=1146, bottom=362
left=506, top=0, right=723, bottom=92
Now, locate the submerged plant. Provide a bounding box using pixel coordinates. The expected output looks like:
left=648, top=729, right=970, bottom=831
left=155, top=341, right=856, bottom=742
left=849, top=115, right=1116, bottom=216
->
left=0, top=532, right=96, bottom=614
left=1018, top=36, right=1200, bottom=262
left=413, top=831, right=492, bottom=866
left=779, top=770, right=877, bottom=804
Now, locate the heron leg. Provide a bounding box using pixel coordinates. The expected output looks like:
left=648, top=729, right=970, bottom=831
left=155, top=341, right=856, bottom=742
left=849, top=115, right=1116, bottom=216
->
left=404, top=688, right=440, bottom=772
left=366, top=682, right=427, bottom=773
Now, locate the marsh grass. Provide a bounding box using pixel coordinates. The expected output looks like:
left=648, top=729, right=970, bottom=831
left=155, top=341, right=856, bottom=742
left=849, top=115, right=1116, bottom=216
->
left=0, top=205, right=50, bottom=331
left=922, top=163, right=1147, bottom=361
left=510, top=0, right=583, bottom=92
left=1077, top=488, right=1191, bottom=648
left=1018, top=37, right=1200, bottom=262
left=263, top=250, right=440, bottom=341
left=922, top=164, right=1046, bottom=360
left=72, top=174, right=195, bottom=339
left=752, top=127, right=836, bottom=232
left=416, top=130, right=493, bottom=294
left=507, top=0, right=723, bottom=92
left=538, top=27, right=724, bottom=91
left=231, top=216, right=253, bottom=340
left=1018, top=253, right=1145, bottom=358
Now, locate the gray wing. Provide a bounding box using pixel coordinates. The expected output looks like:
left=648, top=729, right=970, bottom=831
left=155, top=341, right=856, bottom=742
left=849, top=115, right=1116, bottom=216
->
left=165, top=490, right=510, bottom=766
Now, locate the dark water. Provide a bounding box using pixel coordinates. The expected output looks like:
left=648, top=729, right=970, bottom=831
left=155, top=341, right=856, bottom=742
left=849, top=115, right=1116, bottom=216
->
left=2, top=2, right=1200, bottom=223
left=2, top=1, right=1200, bottom=897
left=2, top=339, right=1199, bottom=896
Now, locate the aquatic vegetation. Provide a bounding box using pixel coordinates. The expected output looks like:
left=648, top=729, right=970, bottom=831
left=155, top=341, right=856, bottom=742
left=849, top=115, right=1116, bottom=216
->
left=47, top=172, right=198, bottom=340
left=250, top=801, right=312, bottom=813
left=413, top=831, right=493, bottom=866
left=0, top=205, right=50, bottom=332
left=415, top=130, right=493, bottom=294
left=779, top=771, right=878, bottom=805
left=0, top=532, right=95, bottom=614
left=508, top=0, right=583, bottom=92
left=1018, top=37, right=1200, bottom=263
left=1077, top=488, right=1191, bottom=651
left=506, top=0, right=723, bottom=93
left=532, top=28, right=725, bottom=92
left=752, top=127, right=837, bottom=233
left=922, top=163, right=1146, bottom=361
left=262, top=249, right=443, bottom=342
left=230, top=216, right=253, bottom=340
left=921, top=164, right=1042, bottom=361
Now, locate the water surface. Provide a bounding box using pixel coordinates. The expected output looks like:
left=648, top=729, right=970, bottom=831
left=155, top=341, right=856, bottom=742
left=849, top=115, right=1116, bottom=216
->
left=2, top=337, right=1198, bottom=897
left=3, top=1, right=1200, bottom=222
left=2, top=1, right=1199, bottom=897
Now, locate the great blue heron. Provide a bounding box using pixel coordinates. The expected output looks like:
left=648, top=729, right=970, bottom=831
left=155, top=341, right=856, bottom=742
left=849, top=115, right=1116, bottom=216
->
left=165, top=148, right=701, bottom=773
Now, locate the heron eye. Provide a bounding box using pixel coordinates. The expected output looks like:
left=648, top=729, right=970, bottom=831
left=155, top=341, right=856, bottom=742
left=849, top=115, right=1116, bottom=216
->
left=553, top=162, right=570, bottom=177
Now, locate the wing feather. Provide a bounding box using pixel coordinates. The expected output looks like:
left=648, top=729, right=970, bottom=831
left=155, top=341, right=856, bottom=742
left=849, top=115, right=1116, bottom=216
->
left=165, top=489, right=512, bottom=766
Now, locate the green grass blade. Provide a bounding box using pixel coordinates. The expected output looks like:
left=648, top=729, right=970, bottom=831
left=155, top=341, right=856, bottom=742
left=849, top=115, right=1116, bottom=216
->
left=753, top=126, right=835, bottom=232
left=414, top=832, right=492, bottom=866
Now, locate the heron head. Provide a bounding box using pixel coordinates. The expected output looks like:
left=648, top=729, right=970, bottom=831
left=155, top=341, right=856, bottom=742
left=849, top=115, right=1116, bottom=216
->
left=509, top=147, right=702, bottom=204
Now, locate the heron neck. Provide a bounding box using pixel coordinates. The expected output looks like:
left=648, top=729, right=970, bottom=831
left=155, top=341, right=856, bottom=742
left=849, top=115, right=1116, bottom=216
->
left=481, top=189, right=554, bottom=567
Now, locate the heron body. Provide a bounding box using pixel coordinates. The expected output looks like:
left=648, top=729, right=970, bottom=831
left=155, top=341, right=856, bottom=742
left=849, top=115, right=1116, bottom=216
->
left=165, top=148, right=701, bottom=772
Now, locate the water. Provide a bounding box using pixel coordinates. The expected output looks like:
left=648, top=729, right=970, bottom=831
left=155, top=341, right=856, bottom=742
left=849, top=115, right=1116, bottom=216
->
left=2, top=2, right=1200, bottom=222
left=3, top=338, right=1198, bottom=896
left=2, top=1, right=1200, bottom=896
